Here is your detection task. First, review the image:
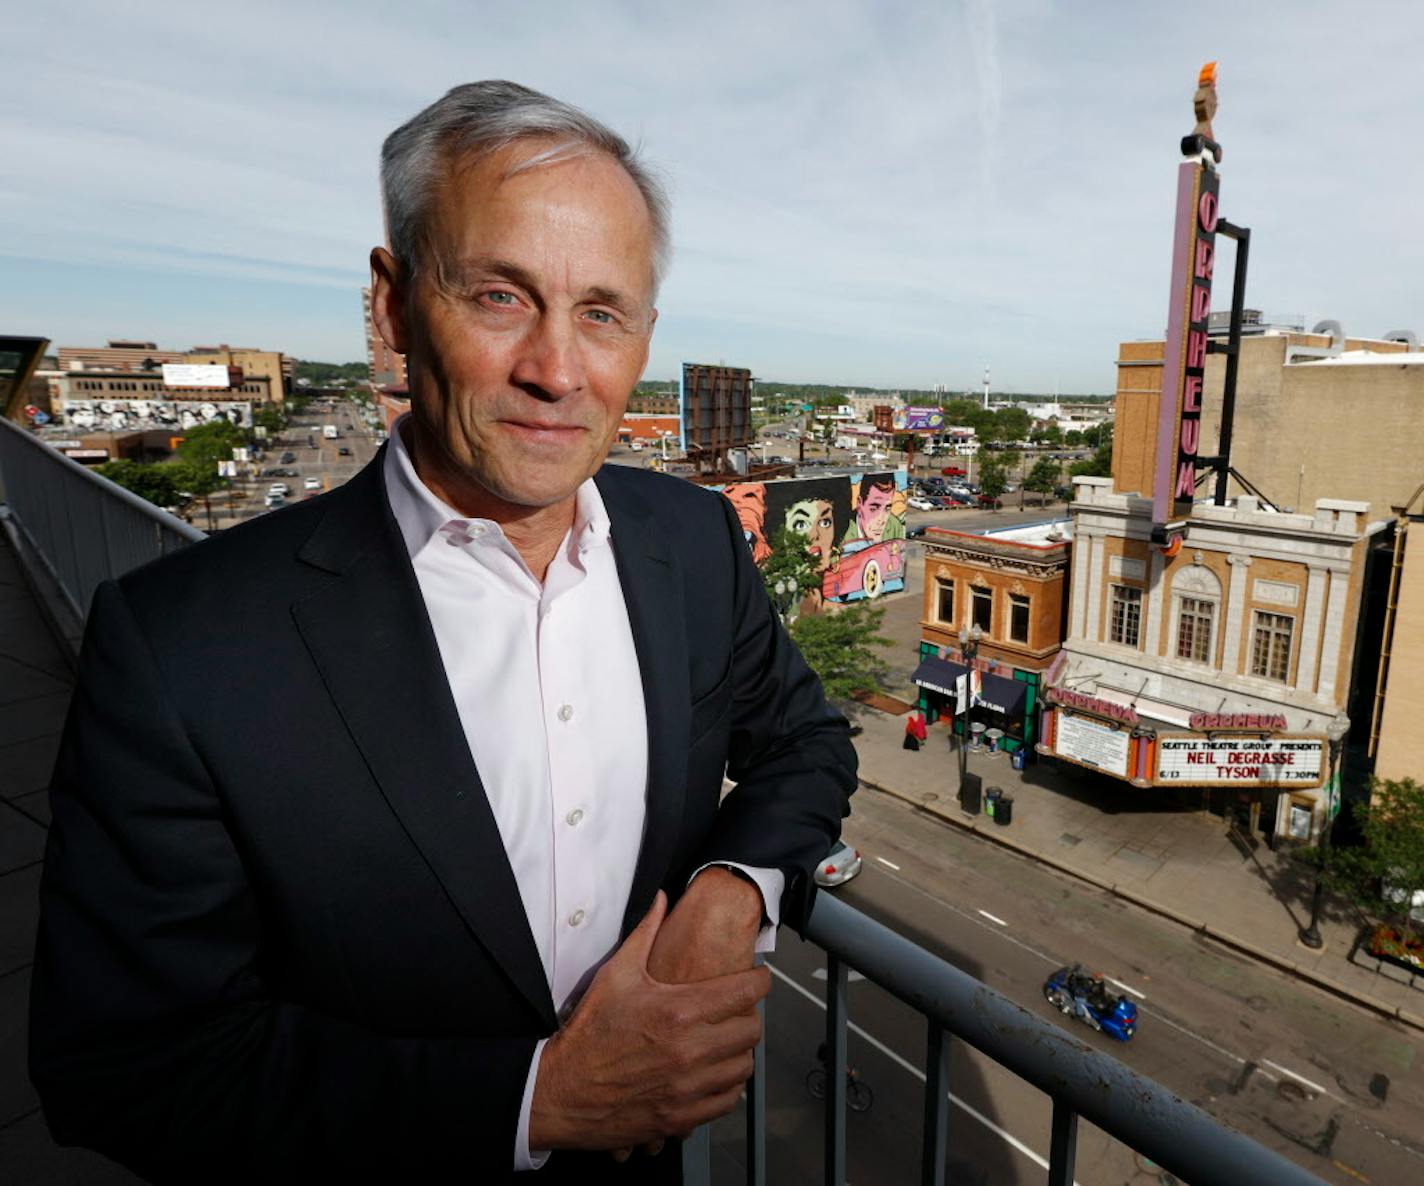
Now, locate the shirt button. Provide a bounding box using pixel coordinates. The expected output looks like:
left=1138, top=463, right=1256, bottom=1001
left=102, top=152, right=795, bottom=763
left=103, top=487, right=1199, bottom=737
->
left=467, top=523, right=487, bottom=538
left=566, top=808, right=584, bottom=827
left=568, top=909, right=586, bottom=928
left=558, top=703, right=574, bottom=722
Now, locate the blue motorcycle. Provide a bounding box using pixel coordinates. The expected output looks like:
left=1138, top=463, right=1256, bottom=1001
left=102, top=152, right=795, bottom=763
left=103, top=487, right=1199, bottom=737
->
left=1044, top=965, right=1138, bottom=1041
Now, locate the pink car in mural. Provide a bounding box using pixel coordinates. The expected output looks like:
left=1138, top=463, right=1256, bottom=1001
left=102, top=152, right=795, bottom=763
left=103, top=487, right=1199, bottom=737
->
left=822, top=539, right=906, bottom=603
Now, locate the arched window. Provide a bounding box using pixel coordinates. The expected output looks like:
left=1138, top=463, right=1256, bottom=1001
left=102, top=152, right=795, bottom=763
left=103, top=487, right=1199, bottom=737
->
left=1170, top=563, right=1221, bottom=665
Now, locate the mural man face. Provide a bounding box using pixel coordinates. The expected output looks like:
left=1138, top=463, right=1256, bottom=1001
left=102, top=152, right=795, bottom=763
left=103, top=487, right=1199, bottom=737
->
left=856, top=482, right=895, bottom=542
left=786, top=498, right=836, bottom=571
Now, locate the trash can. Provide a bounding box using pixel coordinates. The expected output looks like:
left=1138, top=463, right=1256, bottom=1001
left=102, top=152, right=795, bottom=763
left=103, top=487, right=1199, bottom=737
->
left=985, top=786, right=1002, bottom=819
left=1010, top=747, right=1026, bottom=771
left=994, top=794, right=1014, bottom=826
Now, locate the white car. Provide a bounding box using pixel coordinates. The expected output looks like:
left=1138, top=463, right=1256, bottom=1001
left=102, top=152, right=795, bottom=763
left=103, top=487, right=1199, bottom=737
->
left=303, top=477, right=322, bottom=492
left=267, top=483, right=289, bottom=496
left=908, top=496, right=937, bottom=512
left=814, top=840, right=863, bottom=888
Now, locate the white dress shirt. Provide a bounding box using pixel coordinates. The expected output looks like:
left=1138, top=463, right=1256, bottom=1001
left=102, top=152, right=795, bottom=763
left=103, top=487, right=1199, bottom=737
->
left=381, top=417, right=782, bottom=1171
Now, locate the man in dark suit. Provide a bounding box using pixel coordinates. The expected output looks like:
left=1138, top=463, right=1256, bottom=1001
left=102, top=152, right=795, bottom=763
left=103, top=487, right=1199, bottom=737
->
left=29, top=81, right=856, bottom=1182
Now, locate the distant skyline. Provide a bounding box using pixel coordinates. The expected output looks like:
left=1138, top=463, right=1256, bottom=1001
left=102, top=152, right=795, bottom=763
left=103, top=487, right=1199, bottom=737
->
left=5, top=1, right=1420, bottom=394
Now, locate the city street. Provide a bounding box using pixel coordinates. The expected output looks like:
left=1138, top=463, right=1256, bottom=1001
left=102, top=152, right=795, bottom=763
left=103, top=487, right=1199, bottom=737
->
left=706, top=785, right=1423, bottom=1184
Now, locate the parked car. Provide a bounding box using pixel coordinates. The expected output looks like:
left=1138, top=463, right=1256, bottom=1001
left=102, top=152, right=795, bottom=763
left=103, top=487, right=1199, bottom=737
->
left=813, top=840, right=863, bottom=888
left=263, top=493, right=286, bottom=509
left=280, top=451, right=296, bottom=464
left=1055, top=485, right=1074, bottom=501
left=977, top=494, right=1002, bottom=508
left=303, top=477, right=322, bottom=492
left=940, top=466, right=967, bottom=476
left=267, top=483, right=290, bottom=497
left=907, top=496, right=938, bottom=512
left=338, top=446, right=352, bottom=456
left=907, top=525, right=927, bottom=539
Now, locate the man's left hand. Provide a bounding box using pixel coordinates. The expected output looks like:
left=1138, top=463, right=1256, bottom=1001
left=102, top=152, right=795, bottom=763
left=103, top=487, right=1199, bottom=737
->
left=647, top=867, right=764, bottom=984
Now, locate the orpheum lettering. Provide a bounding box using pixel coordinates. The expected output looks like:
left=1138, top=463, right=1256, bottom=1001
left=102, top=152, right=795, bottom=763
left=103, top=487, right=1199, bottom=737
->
left=1172, top=167, right=1219, bottom=519
left=1189, top=711, right=1287, bottom=731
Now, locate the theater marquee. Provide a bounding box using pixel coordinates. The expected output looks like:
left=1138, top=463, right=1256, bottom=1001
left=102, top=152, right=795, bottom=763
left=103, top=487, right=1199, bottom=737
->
left=1156, top=736, right=1324, bottom=788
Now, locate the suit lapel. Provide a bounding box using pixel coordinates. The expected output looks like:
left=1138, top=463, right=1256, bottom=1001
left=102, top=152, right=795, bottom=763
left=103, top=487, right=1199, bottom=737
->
left=598, top=471, right=692, bottom=938
left=291, top=455, right=556, bottom=1029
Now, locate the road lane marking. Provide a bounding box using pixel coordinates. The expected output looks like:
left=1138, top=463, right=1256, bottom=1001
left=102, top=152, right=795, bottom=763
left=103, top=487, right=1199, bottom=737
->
left=977, top=909, right=1007, bottom=926
left=1261, top=1059, right=1328, bottom=1097
left=1106, top=977, right=1146, bottom=1000
left=876, top=856, right=901, bottom=871
left=769, top=964, right=1082, bottom=1186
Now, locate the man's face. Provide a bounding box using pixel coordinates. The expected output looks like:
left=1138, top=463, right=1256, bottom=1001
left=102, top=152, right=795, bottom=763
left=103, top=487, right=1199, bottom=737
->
left=394, top=142, right=656, bottom=509
left=857, top=484, right=894, bottom=541
left=786, top=498, right=836, bottom=571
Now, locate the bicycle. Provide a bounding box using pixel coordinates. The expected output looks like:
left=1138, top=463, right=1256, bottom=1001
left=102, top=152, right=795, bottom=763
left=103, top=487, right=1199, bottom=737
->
left=805, top=1064, right=873, bottom=1113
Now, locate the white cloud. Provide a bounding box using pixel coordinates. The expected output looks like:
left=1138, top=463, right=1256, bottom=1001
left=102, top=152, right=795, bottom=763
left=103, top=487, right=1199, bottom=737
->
left=3, top=0, right=1420, bottom=388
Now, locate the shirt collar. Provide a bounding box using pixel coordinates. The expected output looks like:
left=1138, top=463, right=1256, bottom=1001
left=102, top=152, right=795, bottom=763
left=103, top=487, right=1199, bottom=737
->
left=383, top=412, right=611, bottom=560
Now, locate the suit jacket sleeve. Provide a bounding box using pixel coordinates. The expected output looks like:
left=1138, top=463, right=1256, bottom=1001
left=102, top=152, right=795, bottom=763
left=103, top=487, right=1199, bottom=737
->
left=687, top=494, right=858, bottom=932
left=29, top=579, right=530, bottom=1182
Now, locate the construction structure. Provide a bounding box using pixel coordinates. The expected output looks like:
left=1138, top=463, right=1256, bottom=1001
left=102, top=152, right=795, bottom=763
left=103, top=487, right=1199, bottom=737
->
left=678, top=362, right=752, bottom=476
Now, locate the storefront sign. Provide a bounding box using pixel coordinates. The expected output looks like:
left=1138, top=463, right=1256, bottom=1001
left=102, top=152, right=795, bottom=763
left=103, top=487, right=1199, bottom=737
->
left=1188, top=711, right=1286, bottom=732
left=1055, top=713, right=1131, bottom=778
left=1156, top=736, right=1324, bottom=786
left=1052, top=688, right=1139, bottom=725
left=1153, top=159, right=1220, bottom=530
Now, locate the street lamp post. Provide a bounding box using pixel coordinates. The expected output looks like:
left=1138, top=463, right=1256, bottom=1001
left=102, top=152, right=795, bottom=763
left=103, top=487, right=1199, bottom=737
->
left=956, top=624, right=983, bottom=805
left=1299, top=712, right=1351, bottom=950
left=773, top=577, right=799, bottom=625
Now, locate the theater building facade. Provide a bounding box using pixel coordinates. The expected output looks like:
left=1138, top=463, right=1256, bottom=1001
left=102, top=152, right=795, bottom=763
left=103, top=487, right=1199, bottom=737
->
left=1039, top=477, right=1378, bottom=844
left=913, top=521, right=1071, bottom=760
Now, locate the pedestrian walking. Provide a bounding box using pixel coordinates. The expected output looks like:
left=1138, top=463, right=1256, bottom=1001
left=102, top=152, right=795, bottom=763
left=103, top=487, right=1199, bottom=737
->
left=903, top=711, right=928, bottom=751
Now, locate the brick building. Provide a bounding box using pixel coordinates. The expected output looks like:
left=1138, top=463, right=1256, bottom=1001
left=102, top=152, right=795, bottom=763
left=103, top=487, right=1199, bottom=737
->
left=912, top=520, right=1071, bottom=760
left=362, top=287, right=408, bottom=394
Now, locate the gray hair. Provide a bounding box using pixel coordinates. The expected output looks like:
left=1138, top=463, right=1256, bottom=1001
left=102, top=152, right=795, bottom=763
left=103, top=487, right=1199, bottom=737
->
left=380, top=80, right=670, bottom=298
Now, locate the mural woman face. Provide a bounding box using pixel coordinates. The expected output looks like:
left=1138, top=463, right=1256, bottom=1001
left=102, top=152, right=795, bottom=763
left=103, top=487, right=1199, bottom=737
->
left=786, top=498, right=836, bottom=570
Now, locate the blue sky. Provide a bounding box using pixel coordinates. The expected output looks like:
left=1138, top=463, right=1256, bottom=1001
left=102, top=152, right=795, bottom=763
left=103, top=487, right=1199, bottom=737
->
left=4, top=1, right=1420, bottom=393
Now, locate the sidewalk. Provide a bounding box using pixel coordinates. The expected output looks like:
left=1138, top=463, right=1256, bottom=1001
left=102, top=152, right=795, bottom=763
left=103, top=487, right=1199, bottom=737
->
left=848, top=702, right=1424, bottom=1032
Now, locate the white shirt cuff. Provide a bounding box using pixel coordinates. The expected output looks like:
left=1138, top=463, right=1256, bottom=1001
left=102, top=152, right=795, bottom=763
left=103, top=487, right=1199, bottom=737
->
left=514, top=1037, right=551, bottom=1171
left=690, top=862, right=785, bottom=953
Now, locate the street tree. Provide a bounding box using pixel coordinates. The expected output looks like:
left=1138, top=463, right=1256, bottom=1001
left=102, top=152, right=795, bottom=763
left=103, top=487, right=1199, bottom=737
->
left=1032, top=425, right=1064, bottom=447
left=1064, top=429, right=1085, bottom=447
left=175, top=419, right=247, bottom=469
left=992, top=407, right=1031, bottom=444
left=978, top=456, right=1009, bottom=509
left=1024, top=457, right=1060, bottom=505
left=1323, top=777, right=1424, bottom=947
left=94, top=460, right=183, bottom=510
left=788, top=600, right=895, bottom=701
left=1069, top=442, right=1113, bottom=480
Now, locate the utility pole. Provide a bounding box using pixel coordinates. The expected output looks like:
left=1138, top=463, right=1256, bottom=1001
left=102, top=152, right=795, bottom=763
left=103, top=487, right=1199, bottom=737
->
left=983, top=365, right=990, bottom=411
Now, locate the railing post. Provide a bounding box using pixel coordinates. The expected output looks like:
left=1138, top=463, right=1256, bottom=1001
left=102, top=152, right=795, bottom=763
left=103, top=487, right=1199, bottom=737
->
left=824, top=954, right=848, bottom=1186
left=681, top=1123, right=710, bottom=1186
left=921, top=1023, right=951, bottom=1186
left=1048, top=1097, right=1079, bottom=1186
left=744, top=961, right=766, bottom=1186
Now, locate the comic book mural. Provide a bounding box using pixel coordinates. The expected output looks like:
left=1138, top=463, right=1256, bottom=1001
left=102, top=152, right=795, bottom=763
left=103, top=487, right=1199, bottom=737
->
left=718, top=471, right=909, bottom=604
left=57, top=398, right=253, bottom=433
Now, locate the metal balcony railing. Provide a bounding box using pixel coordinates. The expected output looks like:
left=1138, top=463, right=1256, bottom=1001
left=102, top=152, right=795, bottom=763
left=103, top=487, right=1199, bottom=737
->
left=686, top=892, right=1327, bottom=1186
left=0, top=415, right=203, bottom=621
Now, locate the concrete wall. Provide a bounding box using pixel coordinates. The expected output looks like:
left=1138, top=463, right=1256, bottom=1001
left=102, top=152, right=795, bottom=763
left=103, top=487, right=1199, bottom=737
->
left=1375, top=527, right=1424, bottom=783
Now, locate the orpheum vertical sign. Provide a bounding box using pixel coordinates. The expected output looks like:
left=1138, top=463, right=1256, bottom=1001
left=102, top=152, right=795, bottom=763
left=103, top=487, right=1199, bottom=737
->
left=1152, top=162, right=1220, bottom=530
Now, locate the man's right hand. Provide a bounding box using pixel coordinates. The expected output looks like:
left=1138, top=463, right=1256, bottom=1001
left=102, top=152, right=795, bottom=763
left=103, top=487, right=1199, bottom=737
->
left=528, top=891, right=770, bottom=1151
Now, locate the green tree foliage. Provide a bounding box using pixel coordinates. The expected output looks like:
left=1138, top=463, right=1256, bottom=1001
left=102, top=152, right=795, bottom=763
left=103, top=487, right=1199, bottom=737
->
left=252, top=405, right=286, bottom=434
left=294, top=360, right=367, bottom=386
left=1064, top=429, right=1085, bottom=446
left=761, top=525, right=821, bottom=613
left=788, top=601, right=895, bottom=701
left=1080, top=421, right=1113, bottom=449
left=1323, top=778, right=1424, bottom=944
left=991, top=407, right=1031, bottom=444
left=1068, top=443, right=1113, bottom=480
left=175, top=419, right=246, bottom=469
left=1024, top=457, right=1061, bottom=503
left=1032, top=425, right=1064, bottom=447
left=94, top=459, right=183, bottom=508
left=978, top=456, right=1008, bottom=508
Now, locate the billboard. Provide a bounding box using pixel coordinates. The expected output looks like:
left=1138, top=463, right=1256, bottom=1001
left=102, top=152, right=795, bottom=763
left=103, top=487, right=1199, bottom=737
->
left=891, top=406, right=946, bottom=433
left=1152, top=157, right=1219, bottom=533
left=717, top=470, right=909, bottom=604
left=1156, top=735, right=1324, bottom=787
left=678, top=362, right=752, bottom=456
left=161, top=363, right=234, bottom=389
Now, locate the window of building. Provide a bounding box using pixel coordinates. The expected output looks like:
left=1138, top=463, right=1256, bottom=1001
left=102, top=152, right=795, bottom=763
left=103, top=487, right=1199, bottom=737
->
left=972, top=586, right=993, bottom=634
left=1176, top=596, right=1215, bottom=663
left=935, top=578, right=955, bottom=625
left=1110, top=585, right=1142, bottom=647
left=1250, top=611, right=1293, bottom=682
left=1008, top=593, right=1030, bottom=643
